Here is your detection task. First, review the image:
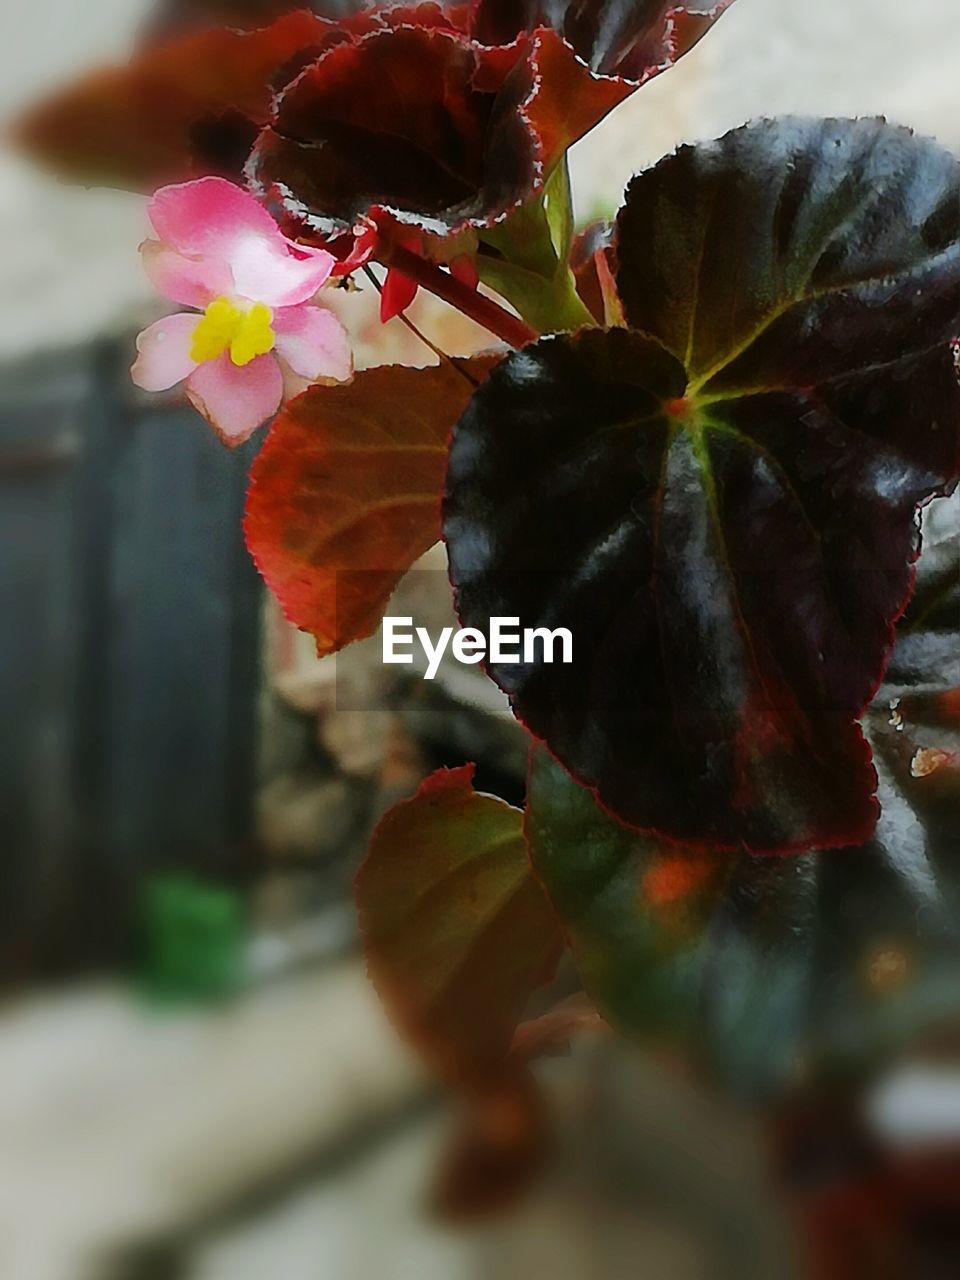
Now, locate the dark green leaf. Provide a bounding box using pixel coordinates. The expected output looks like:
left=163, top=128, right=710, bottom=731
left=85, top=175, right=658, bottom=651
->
left=526, top=497, right=960, bottom=1094
left=445, top=119, right=960, bottom=852
left=527, top=699, right=960, bottom=1095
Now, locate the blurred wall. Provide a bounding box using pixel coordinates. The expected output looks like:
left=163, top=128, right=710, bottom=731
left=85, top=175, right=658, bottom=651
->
left=570, top=0, right=960, bottom=215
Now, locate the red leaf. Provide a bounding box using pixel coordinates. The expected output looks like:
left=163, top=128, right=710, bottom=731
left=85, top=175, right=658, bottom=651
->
left=15, top=11, right=340, bottom=189
left=17, top=0, right=733, bottom=253
left=248, top=24, right=534, bottom=243
left=472, top=0, right=734, bottom=79
left=245, top=356, right=497, bottom=655
left=569, top=221, right=622, bottom=324
left=355, top=764, right=563, bottom=1083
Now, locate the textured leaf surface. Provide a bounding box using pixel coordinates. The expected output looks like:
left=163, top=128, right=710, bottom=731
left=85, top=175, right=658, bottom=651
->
left=526, top=498, right=959, bottom=1091
left=148, top=0, right=379, bottom=34
left=527, top=660, right=960, bottom=1094
left=445, top=119, right=960, bottom=852
left=248, top=25, right=535, bottom=240
left=18, top=1, right=732, bottom=246
left=245, top=356, right=495, bottom=655
left=15, top=5, right=470, bottom=191
left=472, top=0, right=733, bottom=80
left=356, top=765, right=562, bottom=1081
left=248, top=4, right=732, bottom=243
left=246, top=19, right=658, bottom=245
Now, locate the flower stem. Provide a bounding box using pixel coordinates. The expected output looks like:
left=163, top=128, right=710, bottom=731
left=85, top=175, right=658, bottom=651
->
left=363, top=265, right=483, bottom=388
left=379, top=243, right=538, bottom=348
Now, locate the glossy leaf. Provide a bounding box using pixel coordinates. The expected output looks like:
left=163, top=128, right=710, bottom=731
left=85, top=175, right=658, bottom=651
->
left=245, top=356, right=496, bottom=655
left=472, top=0, right=733, bottom=80
left=248, top=25, right=534, bottom=242
left=526, top=668, right=960, bottom=1094
left=246, top=21, right=642, bottom=246
left=525, top=500, right=959, bottom=1092
left=249, top=3, right=733, bottom=240
left=18, top=1, right=733, bottom=254
left=445, top=119, right=960, bottom=852
left=356, top=765, right=563, bottom=1082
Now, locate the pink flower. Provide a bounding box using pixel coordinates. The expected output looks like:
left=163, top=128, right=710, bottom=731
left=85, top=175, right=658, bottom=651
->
left=132, top=177, right=352, bottom=444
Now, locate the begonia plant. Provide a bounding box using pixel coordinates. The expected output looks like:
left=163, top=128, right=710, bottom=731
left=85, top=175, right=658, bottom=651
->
left=17, top=0, right=960, bottom=1209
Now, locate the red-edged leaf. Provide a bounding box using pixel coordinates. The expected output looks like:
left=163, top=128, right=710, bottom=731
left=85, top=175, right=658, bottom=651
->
left=245, top=356, right=496, bottom=656
left=146, top=0, right=322, bottom=33
left=570, top=221, right=622, bottom=325
left=248, top=13, right=719, bottom=247
left=472, top=0, right=734, bottom=80
left=15, top=11, right=340, bottom=189
left=147, top=1, right=380, bottom=35
left=525, top=495, right=960, bottom=1092
left=156, top=0, right=475, bottom=28
left=248, top=24, right=535, bottom=242
left=527, top=488, right=960, bottom=1090
left=15, top=5, right=474, bottom=190
left=444, top=119, right=960, bottom=853
left=241, top=5, right=734, bottom=246
left=507, top=29, right=632, bottom=184
left=527, top=688, right=960, bottom=1092
left=17, top=0, right=731, bottom=250
left=355, top=764, right=563, bottom=1082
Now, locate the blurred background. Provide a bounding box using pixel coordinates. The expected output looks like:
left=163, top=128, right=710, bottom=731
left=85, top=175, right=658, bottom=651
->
left=1, top=1, right=959, bottom=1276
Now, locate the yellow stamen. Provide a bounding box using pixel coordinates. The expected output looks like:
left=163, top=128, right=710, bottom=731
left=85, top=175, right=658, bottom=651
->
left=191, top=297, right=239, bottom=363
left=230, top=302, right=275, bottom=367
left=190, top=297, right=275, bottom=367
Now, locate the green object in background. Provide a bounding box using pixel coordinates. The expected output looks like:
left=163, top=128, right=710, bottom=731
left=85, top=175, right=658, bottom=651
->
left=139, top=875, right=246, bottom=1002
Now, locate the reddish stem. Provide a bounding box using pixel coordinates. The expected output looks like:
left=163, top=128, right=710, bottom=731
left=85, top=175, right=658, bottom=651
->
left=379, top=243, right=538, bottom=349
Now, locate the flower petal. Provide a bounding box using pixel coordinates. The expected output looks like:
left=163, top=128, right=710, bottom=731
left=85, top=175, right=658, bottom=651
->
left=148, top=176, right=335, bottom=307
left=273, top=305, right=353, bottom=383
left=131, top=314, right=199, bottom=391
left=141, top=239, right=235, bottom=308
left=380, top=267, right=419, bottom=323
left=185, top=351, right=283, bottom=445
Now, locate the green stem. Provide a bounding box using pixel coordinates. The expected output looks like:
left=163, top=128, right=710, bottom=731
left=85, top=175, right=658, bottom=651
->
left=477, top=156, right=594, bottom=334
left=476, top=256, right=594, bottom=334
left=379, top=155, right=593, bottom=343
